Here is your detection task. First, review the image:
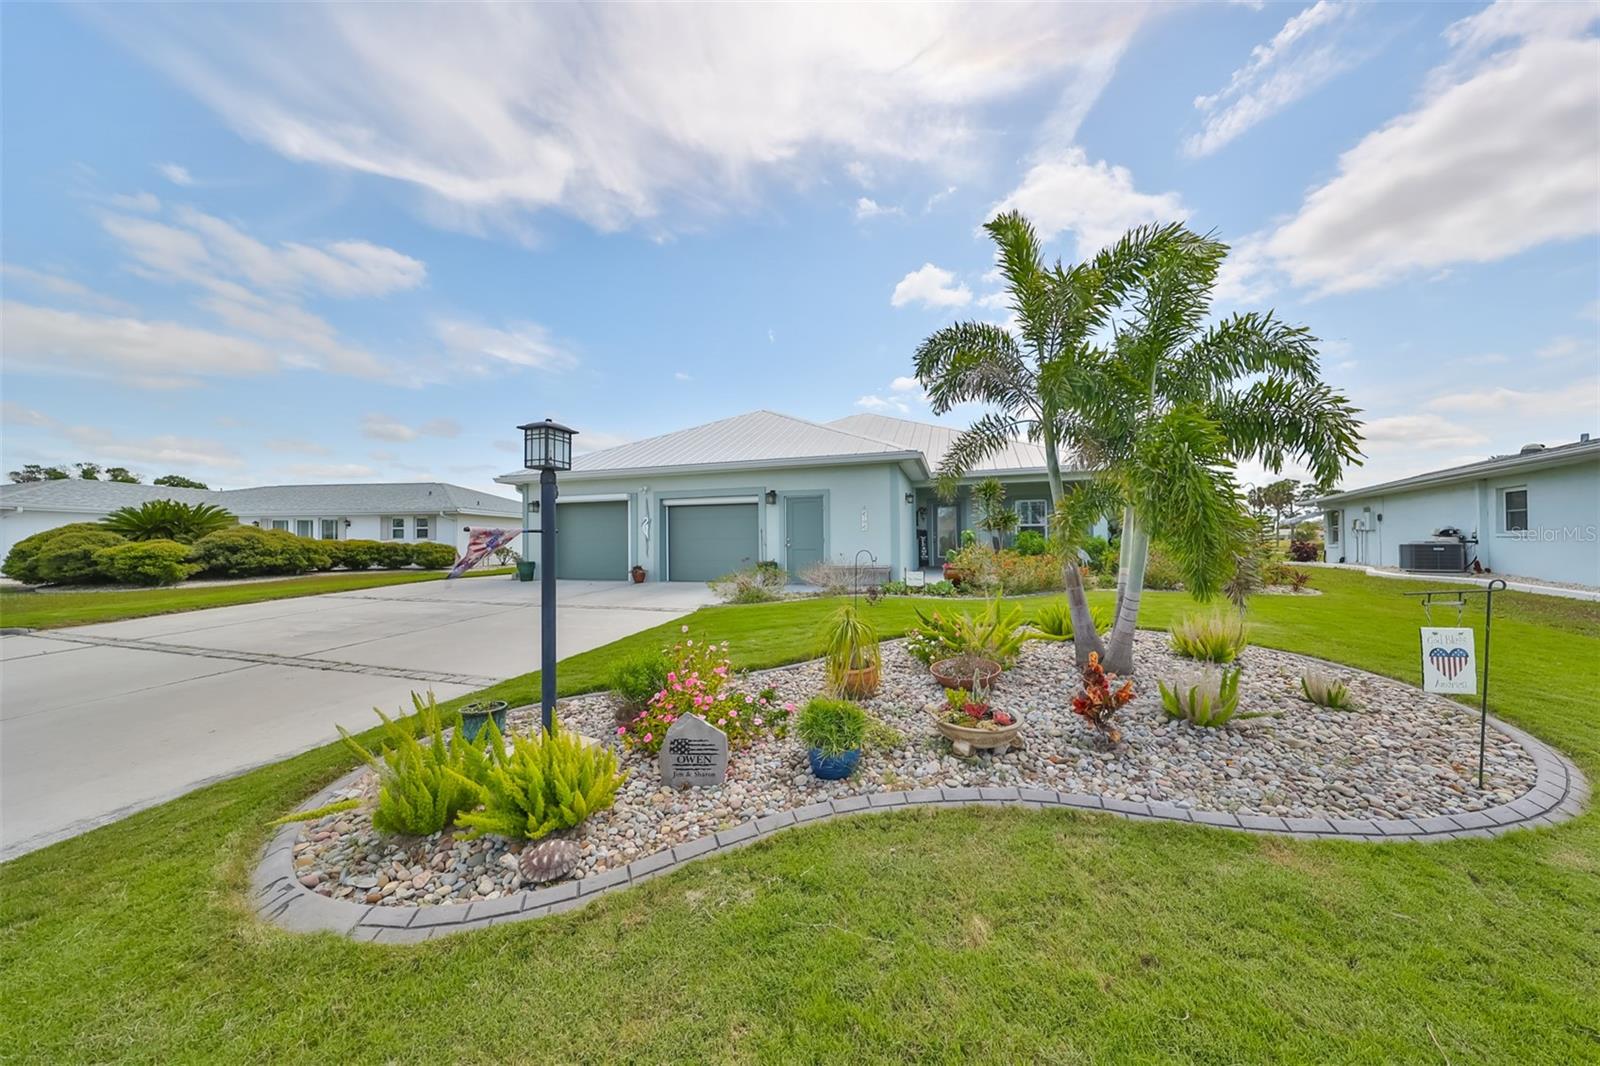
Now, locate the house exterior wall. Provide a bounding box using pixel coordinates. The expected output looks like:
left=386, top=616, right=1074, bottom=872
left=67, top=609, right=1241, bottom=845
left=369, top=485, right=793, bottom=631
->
left=1324, top=456, right=1599, bottom=585
left=0, top=509, right=87, bottom=558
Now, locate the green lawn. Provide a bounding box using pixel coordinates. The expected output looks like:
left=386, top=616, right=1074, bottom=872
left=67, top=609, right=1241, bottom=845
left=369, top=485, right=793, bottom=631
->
left=1, top=570, right=1595, bottom=1062
left=0, top=566, right=515, bottom=630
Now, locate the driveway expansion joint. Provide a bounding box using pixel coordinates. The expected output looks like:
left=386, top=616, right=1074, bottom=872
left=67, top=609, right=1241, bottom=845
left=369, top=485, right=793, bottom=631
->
left=256, top=713, right=1587, bottom=942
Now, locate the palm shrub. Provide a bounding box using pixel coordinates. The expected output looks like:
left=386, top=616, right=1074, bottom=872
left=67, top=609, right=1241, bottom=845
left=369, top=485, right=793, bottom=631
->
left=32, top=528, right=126, bottom=584
left=2, top=523, right=118, bottom=583
left=102, top=500, right=236, bottom=543
left=338, top=692, right=496, bottom=836
left=94, top=539, right=197, bottom=586
left=795, top=698, right=867, bottom=757
left=822, top=603, right=880, bottom=696
left=452, top=719, right=625, bottom=841
left=189, top=526, right=330, bottom=576
left=1158, top=667, right=1263, bottom=727
left=411, top=542, right=458, bottom=569
left=1169, top=611, right=1250, bottom=664
left=1032, top=599, right=1111, bottom=641
left=1300, top=670, right=1357, bottom=711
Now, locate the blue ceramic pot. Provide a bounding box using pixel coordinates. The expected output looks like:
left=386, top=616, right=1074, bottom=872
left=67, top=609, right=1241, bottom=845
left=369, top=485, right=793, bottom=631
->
left=808, top=747, right=861, bottom=780
left=459, top=701, right=509, bottom=743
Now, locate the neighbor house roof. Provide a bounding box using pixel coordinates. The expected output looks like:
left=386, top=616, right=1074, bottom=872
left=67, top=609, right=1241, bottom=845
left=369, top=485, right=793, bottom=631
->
left=826, top=413, right=1055, bottom=476
left=498, top=410, right=928, bottom=483
left=1317, top=436, right=1600, bottom=508
left=0, top=479, right=520, bottom=517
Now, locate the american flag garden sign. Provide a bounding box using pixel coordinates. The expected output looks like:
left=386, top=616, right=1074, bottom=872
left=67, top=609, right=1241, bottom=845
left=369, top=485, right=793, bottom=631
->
left=1420, top=626, right=1477, bottom=695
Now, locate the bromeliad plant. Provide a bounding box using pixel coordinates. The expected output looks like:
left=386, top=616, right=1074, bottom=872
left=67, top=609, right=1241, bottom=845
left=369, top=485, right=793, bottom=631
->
left=941, top=685, right=1015, bottom=729
left=1158, top=667, right=1264, bottom=727
left=452, top=716, right=625, bottom=841
left=1169, top=611, right=1250, bottom=664
left=1300, top=670, right=1357, bottom=711
left=338, top=692, right=496, bottom=837
left=620, top=627, right=786, bottom=754
left=1071, top=652, right=1134, bottom=744
left=907, top=596, right=1032, bottom=667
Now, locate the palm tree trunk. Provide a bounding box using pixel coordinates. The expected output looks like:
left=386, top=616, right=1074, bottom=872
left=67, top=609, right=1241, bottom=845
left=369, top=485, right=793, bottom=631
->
left=1104, top=516, right=1149, bottom=674
left=1042, top=422, right=1104, bottom=665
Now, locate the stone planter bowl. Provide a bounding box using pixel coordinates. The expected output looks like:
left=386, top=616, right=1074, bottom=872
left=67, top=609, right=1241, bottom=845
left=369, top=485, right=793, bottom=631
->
left=933, top=712, right=1022, bottom=757
left=931, top=655, right=1002, bottom=692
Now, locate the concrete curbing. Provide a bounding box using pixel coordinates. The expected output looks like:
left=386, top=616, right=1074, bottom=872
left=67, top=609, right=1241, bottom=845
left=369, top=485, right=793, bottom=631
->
left=254, top=713, right=1588, bottom=943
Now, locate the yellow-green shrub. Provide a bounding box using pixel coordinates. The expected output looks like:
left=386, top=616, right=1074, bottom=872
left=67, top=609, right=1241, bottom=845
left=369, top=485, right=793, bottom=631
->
left=338, top=693, right=496, bottom=836
left=453, top=718, right=624, bottom=840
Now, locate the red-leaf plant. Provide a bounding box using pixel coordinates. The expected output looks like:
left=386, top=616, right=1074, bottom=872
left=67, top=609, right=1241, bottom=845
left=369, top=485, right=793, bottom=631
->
left=1071, top=652, right=1134, bottom=744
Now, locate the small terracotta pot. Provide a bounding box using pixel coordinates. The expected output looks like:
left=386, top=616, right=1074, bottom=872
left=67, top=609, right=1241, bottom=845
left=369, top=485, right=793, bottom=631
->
left=630, top=566, right=647, bottom=584
left=840, top=662, right=880, bottom=698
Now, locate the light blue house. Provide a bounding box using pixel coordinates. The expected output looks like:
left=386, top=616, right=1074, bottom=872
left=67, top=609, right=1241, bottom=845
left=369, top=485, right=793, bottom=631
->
left=495, top=410, right=1089, bottom=583
left=1316, top=435, right=1599, bottom=586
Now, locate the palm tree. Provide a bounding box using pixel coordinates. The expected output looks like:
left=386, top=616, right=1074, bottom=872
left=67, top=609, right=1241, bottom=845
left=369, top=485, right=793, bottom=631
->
left=971, top=478, right=1018, bottom=549
left=102, top=500, right=238, bottom=544
left=913, top=211, right=1183, bottom=663
left=1089, top=228, right=1363, bottom=673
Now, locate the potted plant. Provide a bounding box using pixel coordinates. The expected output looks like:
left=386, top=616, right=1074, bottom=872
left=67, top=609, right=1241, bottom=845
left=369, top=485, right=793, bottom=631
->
left=630, top=564, right=647, bottom=584
left=458, top=699, right=509, bottom=743
left=821, top=602, right=880, bottom=697
left=930, top=683, right=1021, bottom=757
left=796, top=698, right=867, bottom=779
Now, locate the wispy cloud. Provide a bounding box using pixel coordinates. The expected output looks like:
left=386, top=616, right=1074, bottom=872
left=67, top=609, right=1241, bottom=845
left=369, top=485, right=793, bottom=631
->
left=854, top=197, right=903, bottom=221
left=890, top=263, right=971, bottom=309
left=157, top=162, right=195, bottom=186
left=360, top=413, right=462, bottom=442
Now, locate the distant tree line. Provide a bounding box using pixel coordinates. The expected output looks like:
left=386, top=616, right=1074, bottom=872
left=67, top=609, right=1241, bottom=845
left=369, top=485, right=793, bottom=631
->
left=7, top=462, right=209, bottom=489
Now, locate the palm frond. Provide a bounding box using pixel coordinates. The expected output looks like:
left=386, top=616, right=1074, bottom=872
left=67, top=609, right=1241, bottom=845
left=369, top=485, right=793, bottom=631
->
left=935, top=412, right=1031, bottom=499
left=912, top=322, right=1031, bottom=414
left=1210, top=378, right=1364, bottom=486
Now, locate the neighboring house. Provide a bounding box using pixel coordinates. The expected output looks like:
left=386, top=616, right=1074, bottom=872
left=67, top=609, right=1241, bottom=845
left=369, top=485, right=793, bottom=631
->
left=1316, top=436, right=1599, bottom=586
left=494, top=410, right=1096, bottom=583
left=0, top=480, right=521, bottom=558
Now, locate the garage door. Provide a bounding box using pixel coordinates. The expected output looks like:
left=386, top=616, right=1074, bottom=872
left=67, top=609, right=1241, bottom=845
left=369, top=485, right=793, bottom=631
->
left=556, top=500, right=628, bottom=580
left=667, top=502, right=759, bottom=582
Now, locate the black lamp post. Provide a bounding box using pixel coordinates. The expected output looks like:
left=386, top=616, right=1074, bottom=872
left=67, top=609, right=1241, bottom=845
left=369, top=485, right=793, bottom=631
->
left=519, top=418, right=576, bottom=733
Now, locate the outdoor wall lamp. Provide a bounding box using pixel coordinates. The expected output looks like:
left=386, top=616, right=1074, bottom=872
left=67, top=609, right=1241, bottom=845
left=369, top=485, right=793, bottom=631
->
left=519, top=417, right=577, bottom=733
left=904, top=492, right=915, bottom=505
left=764, top=489, right=778, bottom=504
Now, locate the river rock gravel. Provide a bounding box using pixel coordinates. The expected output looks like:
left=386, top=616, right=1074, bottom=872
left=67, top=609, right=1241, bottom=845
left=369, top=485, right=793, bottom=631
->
left=291, top=632, right=1536, bottom=907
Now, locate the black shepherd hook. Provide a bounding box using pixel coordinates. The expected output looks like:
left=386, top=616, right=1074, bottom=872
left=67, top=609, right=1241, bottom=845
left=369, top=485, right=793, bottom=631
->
left=853, top=548, right=877, bottom=609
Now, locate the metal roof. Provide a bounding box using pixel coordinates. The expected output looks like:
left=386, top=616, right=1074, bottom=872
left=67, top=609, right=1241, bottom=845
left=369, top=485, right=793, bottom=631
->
left=1317, top=436, right=1600, bottom=507
left=499, top=410, right=927, bottom=483
left=0, top=479, right=519, bottom=517
left=827, top=413, right=1056, bottom=476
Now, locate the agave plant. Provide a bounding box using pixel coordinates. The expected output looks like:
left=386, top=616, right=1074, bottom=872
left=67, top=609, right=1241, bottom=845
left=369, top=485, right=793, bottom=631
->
left=1300, top=670, right=1357, bottom=711
left=102, top=500, right=238, bottom=544
left=1158, top=667, right=1265, bottom=727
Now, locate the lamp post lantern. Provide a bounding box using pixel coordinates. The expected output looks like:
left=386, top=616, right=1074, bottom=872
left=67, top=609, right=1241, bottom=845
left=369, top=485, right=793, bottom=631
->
left=519, top=418, right=576, bottom=733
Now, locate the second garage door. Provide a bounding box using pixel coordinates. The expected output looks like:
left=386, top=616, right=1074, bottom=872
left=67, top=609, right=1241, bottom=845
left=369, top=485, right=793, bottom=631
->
left=555, top=500, right=629, bottom=580
left=667, top=502, right=759, bottom=582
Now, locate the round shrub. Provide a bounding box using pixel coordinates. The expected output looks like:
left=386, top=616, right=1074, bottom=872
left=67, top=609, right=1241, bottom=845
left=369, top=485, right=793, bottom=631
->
left=374, top=541, right=414, bottom=569
left=1013, top=530, right=1047, bottom=556
left=33, top=528, right=127, bottom=585
left=189, top=526, right=330, bottom=577
left=410, top=541, right=458, bottom=569
left=2, top=523, right=115, bottom=584
left=329, top=539, right=383, bottom=570
left=94, top=539, right=198, bottom=586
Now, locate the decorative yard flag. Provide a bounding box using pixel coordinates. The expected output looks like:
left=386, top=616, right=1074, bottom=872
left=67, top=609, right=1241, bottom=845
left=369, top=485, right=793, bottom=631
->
left=1419, top=627, right=1477, bottom=695
left=449, top=527, right=521, bottom=578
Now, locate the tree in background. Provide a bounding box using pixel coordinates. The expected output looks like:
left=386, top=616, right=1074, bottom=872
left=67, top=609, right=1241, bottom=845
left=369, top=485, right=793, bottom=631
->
left=153, top=474, right=210, bottom=489
left=971, top=478, right=1018, bottom=549
left=7, top=464, right=70, bottom=483
left=9, top=462, right=144, bottom=484
left=104, top=467, right=140, bottom=483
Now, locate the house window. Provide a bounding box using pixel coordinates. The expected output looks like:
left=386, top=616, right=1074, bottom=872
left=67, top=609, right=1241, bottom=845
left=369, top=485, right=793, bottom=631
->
left=1013, top=499, right=1049, bottom=535
left=390, top=517, right=406, bottom=540
left=271, top=520, right=289, bottom=531
left=320, top=518, right=339, bottom=541
left=295, top=519, right=313, bottom=538
left=1501, top=488, right=1528, bottom=532
left=414, top=517, right=430, bottom=540
left=1327, top=511, right=1341, bottom=545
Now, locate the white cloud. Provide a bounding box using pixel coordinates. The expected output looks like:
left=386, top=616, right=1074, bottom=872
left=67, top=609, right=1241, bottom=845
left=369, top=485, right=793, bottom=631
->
left=1185, top=1, right=1361, bottom=157
left=60, top=425, right=245, bottom=470
left=265, top=437, right=331, bottom=455
left=890, top=263, right=972, bottom=309
left=1535, top=336, right=1587, bottom=361
left=975, top=290, right=1011, bottom=311
left=854, top=197, right=902, bottom=221
left=845, top=161, right=875, bottom=187
left=1423, top=377, right=1600, bottom=419
left=923, top=186, right=957, bottom=213
left=1, top=403, right=56, bottom=429
left=91, top=5, right=1152, bottom=232
left=1264, top=3, right=1600, bottom=293
left=889, top=376, right=922, bottom=393
left=105, top=191, right=161, bottom=213
left=990, top=147, right=1187, bottom=259
left=158, top=162, right=195, bottom=186
left=360, top=413, right=461, bottom=442
left=432, top=318, right=576, bottom=373
left=0, top=264, right=134, bottom=313
left=573, top=430, right=632, bottom=455
left=855, top=393, right=909, bottom=414
left=1360, top=414, right=1488, bottom=451
left=674, top=371, right=692, bottom=382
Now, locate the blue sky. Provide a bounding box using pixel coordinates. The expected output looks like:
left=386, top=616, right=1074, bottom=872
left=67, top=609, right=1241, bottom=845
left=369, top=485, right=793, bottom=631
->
left=2, top=2, right=1596, bottom=498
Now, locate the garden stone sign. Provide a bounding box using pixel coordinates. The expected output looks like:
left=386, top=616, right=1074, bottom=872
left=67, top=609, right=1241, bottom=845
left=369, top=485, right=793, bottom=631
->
left=659, top=714, right=729, bottom=788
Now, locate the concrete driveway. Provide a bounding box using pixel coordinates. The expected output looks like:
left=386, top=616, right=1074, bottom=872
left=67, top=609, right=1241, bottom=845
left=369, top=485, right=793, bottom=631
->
left=0, top=577, right=715, bottom=860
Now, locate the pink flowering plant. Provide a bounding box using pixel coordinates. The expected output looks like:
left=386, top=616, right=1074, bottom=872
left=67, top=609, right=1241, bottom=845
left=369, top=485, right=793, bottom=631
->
left=619, top=626, right=791, bottom=754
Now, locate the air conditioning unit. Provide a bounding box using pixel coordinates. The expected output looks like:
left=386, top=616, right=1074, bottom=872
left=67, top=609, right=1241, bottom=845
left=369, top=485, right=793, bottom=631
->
left=1399, top=541, right=1467, bottom=572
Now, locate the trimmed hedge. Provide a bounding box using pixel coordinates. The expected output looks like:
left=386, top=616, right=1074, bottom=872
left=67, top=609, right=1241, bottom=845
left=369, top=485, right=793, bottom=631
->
left=328, top=540, right=383, bottom=571
left=188, top=527, right=330, bottom=577
left=94, top=540, right=198, bottom=586
left=2, top=523, right=118, bottom=584
left=32, top=528, right=128, bottom=585
left=374, top=542, right=414, bottom=569
left=410, top=542, right=458, bottom=569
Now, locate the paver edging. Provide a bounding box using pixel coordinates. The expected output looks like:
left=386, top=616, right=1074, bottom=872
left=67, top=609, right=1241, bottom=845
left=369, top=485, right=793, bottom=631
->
left=253, top=712, right=1588, bottom=942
